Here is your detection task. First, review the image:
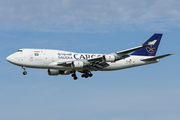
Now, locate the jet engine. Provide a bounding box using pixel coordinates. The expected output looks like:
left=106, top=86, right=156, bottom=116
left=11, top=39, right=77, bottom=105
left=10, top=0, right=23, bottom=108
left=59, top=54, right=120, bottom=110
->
left=103, top=55, right=115, bottom=62
left=71, top=61, right=84, bottom=69
left=48, top=69, right=71, bottom=76
left=60, top=70, right=71, bottom=75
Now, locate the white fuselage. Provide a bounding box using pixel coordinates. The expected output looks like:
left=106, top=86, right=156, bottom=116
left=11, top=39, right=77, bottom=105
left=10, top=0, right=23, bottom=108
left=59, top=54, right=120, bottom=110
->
left=6, top=49, right=159, bottom=71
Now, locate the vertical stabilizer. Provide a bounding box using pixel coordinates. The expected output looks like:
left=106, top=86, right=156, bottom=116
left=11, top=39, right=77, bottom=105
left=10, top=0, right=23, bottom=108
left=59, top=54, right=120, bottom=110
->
left=131, top=33, right=162, bottom=56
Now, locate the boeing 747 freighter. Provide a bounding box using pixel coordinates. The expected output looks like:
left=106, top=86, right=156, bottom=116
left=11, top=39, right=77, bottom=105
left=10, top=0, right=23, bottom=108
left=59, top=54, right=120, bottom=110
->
left=6, top=34, right=172, bottom=80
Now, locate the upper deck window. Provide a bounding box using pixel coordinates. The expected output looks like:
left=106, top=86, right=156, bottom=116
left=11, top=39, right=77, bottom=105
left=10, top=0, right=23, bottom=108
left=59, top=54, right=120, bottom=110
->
left=17, top=50, right=23, bottom=52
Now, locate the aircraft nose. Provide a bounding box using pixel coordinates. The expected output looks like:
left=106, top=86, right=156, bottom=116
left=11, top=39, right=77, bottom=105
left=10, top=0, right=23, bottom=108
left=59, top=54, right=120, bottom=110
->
left=6, top=54, right=13, bottom=62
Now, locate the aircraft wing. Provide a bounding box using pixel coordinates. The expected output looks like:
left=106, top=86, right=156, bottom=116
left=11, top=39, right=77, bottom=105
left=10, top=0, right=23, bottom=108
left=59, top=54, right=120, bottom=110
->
left=115, top=40, right=157, bottom=55
left=49, top=56, right=109, bottom=70
left=86, top=56, right=109, bottom=70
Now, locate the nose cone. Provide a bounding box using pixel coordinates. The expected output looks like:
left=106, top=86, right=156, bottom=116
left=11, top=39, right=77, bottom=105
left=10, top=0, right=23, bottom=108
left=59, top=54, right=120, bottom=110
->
left=6, top=56, right=10, bottom=62
left=6, top=54, right=14, bottom=63
left=7, top=53, right=21, bottom=65
left=6, top=55, right=11, bottom=62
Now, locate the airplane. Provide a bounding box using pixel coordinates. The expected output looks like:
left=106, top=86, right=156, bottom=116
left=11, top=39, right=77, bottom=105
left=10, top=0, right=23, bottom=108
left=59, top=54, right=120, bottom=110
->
left=6, top=33, right=172, bottom=80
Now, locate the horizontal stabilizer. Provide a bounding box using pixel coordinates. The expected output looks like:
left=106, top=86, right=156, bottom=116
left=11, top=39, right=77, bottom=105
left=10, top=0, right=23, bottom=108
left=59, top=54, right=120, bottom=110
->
left=141, top=54, right=172, bottom=61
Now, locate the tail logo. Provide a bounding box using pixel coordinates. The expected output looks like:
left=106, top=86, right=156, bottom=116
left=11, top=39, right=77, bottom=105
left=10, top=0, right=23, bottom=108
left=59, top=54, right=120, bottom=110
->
left=146, top=41, right=155, bottom=54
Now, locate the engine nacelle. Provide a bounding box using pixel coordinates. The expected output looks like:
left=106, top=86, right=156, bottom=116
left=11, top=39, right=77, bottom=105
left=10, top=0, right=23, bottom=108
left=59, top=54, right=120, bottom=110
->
left=60, top=70, right=71, bottom=75
left=103, top=55, right=115, bottom=62
left=71, top=61, right=84, bottom=69
left=48, top=69, right=71, bottom=76
left=48, top=69, right=59, bottom=76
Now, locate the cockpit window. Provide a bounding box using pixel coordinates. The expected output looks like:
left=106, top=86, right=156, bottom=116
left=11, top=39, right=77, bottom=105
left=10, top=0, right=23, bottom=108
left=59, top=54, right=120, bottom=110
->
left=17, top=50, right=23, bottom=52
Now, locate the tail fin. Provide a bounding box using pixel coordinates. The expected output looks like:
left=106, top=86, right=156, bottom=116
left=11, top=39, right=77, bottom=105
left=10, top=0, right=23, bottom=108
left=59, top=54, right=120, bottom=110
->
left=131, top=33, right=162, bottom=56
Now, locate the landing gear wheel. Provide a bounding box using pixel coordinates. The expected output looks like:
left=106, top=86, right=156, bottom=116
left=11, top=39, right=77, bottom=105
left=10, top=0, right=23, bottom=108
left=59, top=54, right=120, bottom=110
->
left=81, top=74, right=85, bottom=78
left=72, top=74, right=75, bottom=77
left=74, top=76, right=78, bottom=80
left=85, top=74, right=89, bottom=78
left=88, top=73, right=93, bottom=77
left=23, top=71, right=27, bottom=75
left=81, top=71, right=93, bottom=78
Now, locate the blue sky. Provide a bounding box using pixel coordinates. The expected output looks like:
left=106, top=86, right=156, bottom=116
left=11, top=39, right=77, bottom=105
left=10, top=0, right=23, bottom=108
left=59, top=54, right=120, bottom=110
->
left=0, top=0, right=179, bottom=120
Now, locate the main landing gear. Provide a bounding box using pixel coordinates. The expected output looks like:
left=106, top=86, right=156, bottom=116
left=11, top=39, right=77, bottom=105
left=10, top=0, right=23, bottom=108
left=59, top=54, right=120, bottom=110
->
left=22, top=66, right=27, bottom=75
left=71, top=71, right=93, bottom=80
left=81, top=71, right=93, bottom=78
left=72, top=71, right=78, bottom=80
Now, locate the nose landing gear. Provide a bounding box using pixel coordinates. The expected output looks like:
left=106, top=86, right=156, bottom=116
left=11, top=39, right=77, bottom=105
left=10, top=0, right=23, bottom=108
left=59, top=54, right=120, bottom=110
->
left=22, top=66, right=27, bottom=75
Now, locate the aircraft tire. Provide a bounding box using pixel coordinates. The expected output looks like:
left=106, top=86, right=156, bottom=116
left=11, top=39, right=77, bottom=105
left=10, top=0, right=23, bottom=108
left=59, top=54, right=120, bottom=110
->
left=23, top=71, right=27, bottom=75
left=81, top=74, right=85, bottom=77
left=72, top=74, right=75, bottom=77
left=88, top=73, right=93, bottom=77
left=74, top=76, right=78, bottom=80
